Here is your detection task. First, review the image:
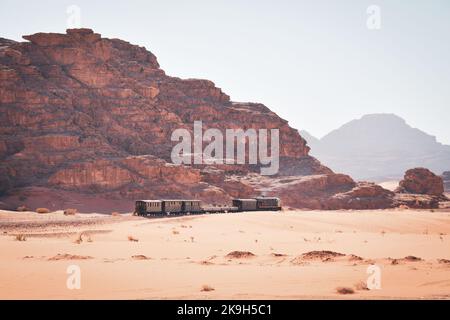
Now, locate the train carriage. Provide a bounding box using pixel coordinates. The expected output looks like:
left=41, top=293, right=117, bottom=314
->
left=183, top=200, right=203, bottom=213
left=256, top=197, right=281, bottom=211
left=232, top=198, right=257, bottom=211
left=161, top=200, right=184, bottom=214
left=135, top=200, right=162, bottom=216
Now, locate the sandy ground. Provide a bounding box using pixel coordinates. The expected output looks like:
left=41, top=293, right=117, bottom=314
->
left=379, top=180, right=399, bottom=191
left=1, top=208, right=450, bottom=300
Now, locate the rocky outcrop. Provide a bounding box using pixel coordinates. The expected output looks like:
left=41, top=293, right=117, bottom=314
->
left=392, top=168, right=448, bottom=209
left=393, top=193, right=441, bottom=209
left=236, top=174, right=395, bottom=210
left=0, top=29, right=431, bottom=212
left=395, top=168, right=444, bottom=196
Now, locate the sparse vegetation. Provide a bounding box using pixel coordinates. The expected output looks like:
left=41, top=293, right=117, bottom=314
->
left=128, top=235, right=139, bottom=242
left=172, top=230, right=180, bottom=235
left=200, top=284, right=215, bottom=292
left=14, top=234, right=27, bottom=241
left=16, top=205, right=29, bottom=212
left=403, top=255, right=422, bottom=262
left=336, top=286, right=355, bottom=294
left=131, top=255, right=150, bottom=260
left=48, top=253, right=93, bottom=261
left=354, top=281, right=369, bottom=291
left=73, top=232, right=92, bottom=244
left=36, top=208, right=50, bottom=214
left=226, top=251, right=256, bottom=259
left=64, top=208, right=77, bottom=215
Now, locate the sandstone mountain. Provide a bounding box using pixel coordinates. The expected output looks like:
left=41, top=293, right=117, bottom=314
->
left=304, top=114, right=450, bottom=181
left=0, top=29, right=400, bottom=212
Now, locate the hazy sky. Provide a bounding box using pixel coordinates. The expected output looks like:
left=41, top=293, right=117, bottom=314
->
left=1, top=0, right=449, bottom=144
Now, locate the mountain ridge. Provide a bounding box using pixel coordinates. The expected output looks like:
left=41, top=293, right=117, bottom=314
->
left=303, top=113, right=450, bottom=181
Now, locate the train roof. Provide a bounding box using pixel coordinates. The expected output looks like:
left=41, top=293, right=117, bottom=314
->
left=160, top=199, right=202, bottom=202
left=233, top=198, right=257, bottom=202
left=255, top=197, right=280, bottom=200
left=136, top=200, right=162, bottom=203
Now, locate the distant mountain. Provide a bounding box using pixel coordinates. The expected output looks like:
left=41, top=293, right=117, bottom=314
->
left=299, top=130, right=320, bottom=151
left=305, top=114, right=450, bottom=181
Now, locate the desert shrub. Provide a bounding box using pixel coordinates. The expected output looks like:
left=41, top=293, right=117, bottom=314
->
left=336, top=287, right=355, bottom=294
left=15, top=234, right=26, bottom=241
left=64, top=208, right=77, bottom=215
left=354, top=281, right=369, bottom=291
left=128, top=235, right=139, bottom=242
left=200, top=285, right=215, bottom=292
left=36, top=208, right=50, bottom=214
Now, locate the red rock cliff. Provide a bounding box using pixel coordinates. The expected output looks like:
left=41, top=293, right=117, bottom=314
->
left=0, top=29, right=391, bottom=212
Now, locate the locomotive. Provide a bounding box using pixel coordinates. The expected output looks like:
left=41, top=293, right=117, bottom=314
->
left=134, top=197, right=281, bottom=217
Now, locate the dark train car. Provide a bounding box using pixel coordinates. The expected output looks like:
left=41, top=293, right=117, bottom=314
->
left=256, top=197, right=281, bottom=211
left=232, top=198, right=257, bottom=211
left=161, top=200, right=184, bottom=214
left=135, top=200, right=163, bottom=216
left=183, top=200, right=203, bottom=213
left=135, top=199, right=204, bottom=216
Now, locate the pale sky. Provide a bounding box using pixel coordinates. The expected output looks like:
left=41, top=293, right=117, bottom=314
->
left=1, top=0, right=449, bottom=144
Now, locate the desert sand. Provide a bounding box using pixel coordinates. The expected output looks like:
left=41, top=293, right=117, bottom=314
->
left=1, top=208, right=449, bottom=300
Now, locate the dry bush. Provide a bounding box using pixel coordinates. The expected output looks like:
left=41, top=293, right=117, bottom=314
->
left=74, top=232, right=83, bottom=244
left=64, top=208, right=77, bottom=215
left=403, top=255, right=422, bottom=262
left=128, top=235, right=139, bottom=242
left=74, top=232, right=92, bottom=244
left=36, top=208, right=50, bottom=214
left=336, top=287, right=355, bottom=295
left=16, top=205, right=29, bottom=212
left=131, top=255, right=151, bottom=260
left=172, top=230, right=180, bottom=235
left=48, top=254, right=93, bottom=261
left=200, top=285, right=215, bottom=292
left=111, top=212, right=121, bottom=216
left=354, top=281, right=369, bottom=291
left=15, top=234, right=27, bottom=241
left=226, top=251, right=256, bottom=259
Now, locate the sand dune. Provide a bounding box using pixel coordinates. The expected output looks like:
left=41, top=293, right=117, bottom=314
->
left=0, top=209, right=449, bottom=299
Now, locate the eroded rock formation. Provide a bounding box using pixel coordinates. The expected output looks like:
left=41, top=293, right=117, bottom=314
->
left=395, top=168, right=444, bottom=196
left=0, top=29, right=421, bottom=212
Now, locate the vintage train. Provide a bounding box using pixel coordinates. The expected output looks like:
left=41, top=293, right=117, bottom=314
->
left=134, top=197, right=281, bottom=217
